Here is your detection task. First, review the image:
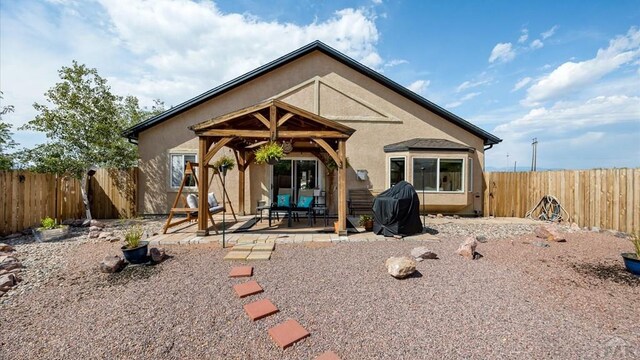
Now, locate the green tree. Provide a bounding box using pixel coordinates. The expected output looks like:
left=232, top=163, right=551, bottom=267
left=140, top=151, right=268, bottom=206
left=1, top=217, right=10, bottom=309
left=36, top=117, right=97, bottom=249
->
left=19, top=61, right=164, bottom=219
left=0, top=91, right=18, bottom=170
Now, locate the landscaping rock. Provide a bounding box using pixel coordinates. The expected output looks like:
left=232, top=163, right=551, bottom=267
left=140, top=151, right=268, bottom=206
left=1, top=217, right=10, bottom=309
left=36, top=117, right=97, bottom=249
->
left=3, top=233, right=21, bottom=240
left=88, top=232, right=100, bottom=239
left=456, top=236, right=477, bottom=260
left=150, top=247, right=166, bottom=262
left=0, top=243, right=14, bottom=252
left=534, top=224, right=566, bottom=242
left=90, top=220, right=105, bottom=229
left=61, top=219, right=75, bottom=226
left=0, top=256, right=22, bottom=271
left=532, top=241, right=550, bottom=248
left=410, top=247, right=438, bottom=262
left=570, top=223, right=581, bottom=231
left=0, top=273, right=16, bottom=288
left=436, top=214, right=443, bottom=218
left=89, top=226, right=102, bottom=232
left=98, top=232, right=113, bottom=239
left=475, top=235, right=488, bottom=243
left=590, top=226, right=600, bottom=233
left=385, top=256, right=416, bottom=279
left=99, top=255, right=125, bottom=273
left=72, top=219, right=86, bottom=227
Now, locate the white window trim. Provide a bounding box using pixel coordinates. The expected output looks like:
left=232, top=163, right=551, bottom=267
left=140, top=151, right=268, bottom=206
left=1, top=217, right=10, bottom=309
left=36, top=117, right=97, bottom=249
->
left=387, top=156, right=407, bottom=188
left=169, top=152, right=198, bottom=191
left=412, top=157, right=466, bottom=194
left=468, top=157, right=473, bottom=193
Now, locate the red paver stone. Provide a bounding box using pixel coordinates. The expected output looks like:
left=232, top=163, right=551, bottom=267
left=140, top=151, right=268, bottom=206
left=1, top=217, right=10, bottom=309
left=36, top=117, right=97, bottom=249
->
left=315, top=351, right=341, bottom=360
left=243, top=299, right=279, bottom=321
left=229, top=266, right=253, bottom=278
left=233, top=280, right=263, bottom=298
left=268, top=319, right=310, bottom=349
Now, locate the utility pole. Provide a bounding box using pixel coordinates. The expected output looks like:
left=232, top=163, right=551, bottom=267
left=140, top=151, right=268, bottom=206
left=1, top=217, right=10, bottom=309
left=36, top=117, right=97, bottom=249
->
left=531, top=138, right=538, bottom=171
left=506, top=153, right=509, bottom=170
left=514, top=161, right=517, bottom=172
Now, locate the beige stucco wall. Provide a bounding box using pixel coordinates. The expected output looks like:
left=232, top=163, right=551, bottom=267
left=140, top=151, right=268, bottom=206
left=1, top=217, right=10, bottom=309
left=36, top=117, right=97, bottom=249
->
left=136, top=50, right=488, bottom=216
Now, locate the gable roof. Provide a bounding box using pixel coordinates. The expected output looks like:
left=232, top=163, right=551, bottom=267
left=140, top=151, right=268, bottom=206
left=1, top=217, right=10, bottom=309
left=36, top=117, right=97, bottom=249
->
left=384, top=138, right=474, bottom=153
left=123, top=41, right=501, bottom=146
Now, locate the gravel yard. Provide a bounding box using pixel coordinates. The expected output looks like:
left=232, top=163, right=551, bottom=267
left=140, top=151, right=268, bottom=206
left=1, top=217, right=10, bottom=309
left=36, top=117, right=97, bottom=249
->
left=1, top=218, right=639, bottom=359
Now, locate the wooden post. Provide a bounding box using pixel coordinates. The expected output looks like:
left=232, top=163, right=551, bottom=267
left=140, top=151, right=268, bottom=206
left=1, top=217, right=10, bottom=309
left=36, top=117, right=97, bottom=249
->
left=197, top=137, right=209, bottom=236
left=238, top=150, right=246, bottom=216
left=337, top=139, right=347, bottom=235
left=269, top=105, right=277, bottom=141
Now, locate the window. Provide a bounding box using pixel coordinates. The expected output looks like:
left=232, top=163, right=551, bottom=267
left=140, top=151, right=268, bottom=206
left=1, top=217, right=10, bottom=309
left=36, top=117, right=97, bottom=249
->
left=389, top=157, right=405, bottom=186
left=170, top=153, right=196, bottom=188
left=412, top=158, right=464, bottom=192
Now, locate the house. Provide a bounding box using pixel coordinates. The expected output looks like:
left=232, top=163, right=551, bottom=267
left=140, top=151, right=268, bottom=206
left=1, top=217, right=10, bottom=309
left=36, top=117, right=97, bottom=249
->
left=123, top=41, right=501, bottom=231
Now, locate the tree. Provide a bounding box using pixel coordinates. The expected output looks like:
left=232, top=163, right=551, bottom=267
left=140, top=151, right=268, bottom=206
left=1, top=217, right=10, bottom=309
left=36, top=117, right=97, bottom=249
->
left=19, top=61, right=165, bottom=219
left=0, top=92, right=18, bottom=170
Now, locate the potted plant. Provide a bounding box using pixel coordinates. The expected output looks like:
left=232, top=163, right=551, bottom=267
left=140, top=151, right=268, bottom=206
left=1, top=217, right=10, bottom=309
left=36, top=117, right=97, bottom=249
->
left=33, top=217, right=70, bottom=242
left=212, top=155, right=235, bottom=173
left=359, top=214, right=374, bottom=231
left=622, top=232, right=640, bottom=276
left=255, top=141, right=284, bottom=165
left=121, top=225, right=148, bottom=264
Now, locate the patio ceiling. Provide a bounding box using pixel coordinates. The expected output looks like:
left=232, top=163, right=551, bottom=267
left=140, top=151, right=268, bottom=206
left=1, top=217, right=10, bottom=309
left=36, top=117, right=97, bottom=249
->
left=189, top=99, right=355, bottom=236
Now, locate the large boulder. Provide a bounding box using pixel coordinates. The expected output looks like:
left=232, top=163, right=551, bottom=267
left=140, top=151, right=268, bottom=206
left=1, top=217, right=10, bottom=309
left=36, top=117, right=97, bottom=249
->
left=0, top=243, right=14, bottom=252
left=385, top=256, right=417, bottom=279
left=456, top=236, right=478, bottom=260
left=0, top=256, right=22, bottom=271
left=99, top=255, right=125, bottom=273
left=534, top=224, right=566, bottom=242
left=410, top=247, right=438, bottom=262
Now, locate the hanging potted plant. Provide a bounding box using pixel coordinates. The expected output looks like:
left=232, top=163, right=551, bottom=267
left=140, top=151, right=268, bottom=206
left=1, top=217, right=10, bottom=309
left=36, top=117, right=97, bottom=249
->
left=212, top=155, right=236, bottom=173
left=33, top=217, right=70, bottom=242
left=255, top=141, right=284, bottom=165
left=121, top=225, right=148, bottom=264
left=621, top=232, right=640, bottom=276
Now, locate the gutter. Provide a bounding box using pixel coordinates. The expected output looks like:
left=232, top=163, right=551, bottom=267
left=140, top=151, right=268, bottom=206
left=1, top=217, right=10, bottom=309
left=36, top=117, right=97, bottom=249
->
left=483, top=144, right=494, bottom=151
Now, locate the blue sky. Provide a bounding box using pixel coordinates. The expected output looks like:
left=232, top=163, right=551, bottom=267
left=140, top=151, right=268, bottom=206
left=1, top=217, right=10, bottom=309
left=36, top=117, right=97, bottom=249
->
left=1, top=0, right=639, bottom=170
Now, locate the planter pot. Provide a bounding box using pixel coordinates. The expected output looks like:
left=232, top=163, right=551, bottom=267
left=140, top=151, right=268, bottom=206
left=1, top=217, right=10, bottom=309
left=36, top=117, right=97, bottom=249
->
left=364, top=220, right=374, bottom=232
left=621, top=253, right=640, bottom=276
left=32, top=225, right=70, bottom=242
left=121, top=241, right=149, bottom=264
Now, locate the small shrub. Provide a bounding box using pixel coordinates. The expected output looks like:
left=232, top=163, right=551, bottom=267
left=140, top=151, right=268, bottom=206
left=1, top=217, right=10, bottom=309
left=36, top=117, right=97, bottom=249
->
left=212, top=155, right=236, bottom=173
left=40, top=217, right=57, bottom=230
left=124, top=225, right=144, bottom=249
left=358, top=214, right=373, bottom=226
left=631, top=232, right=640, bottom=258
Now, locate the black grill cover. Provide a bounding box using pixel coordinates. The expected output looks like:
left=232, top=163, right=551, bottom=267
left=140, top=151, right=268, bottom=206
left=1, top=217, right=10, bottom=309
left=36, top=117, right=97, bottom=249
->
left=372, top=181, right=423, bottom=237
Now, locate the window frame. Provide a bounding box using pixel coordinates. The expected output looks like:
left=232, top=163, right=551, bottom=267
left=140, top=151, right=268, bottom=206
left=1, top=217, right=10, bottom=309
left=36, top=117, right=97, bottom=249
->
left=169, top=152, right=198, bottom=191
left=387, top=156, right=407, bottom=188
left=412, top=157, right=466, bottom=194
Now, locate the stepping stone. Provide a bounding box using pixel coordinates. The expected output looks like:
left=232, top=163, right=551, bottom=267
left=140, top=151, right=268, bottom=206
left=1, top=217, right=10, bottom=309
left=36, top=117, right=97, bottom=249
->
left=252, top=243, right=275, bottom=251
left=244, top=299, right=279, bottom=321
left=268, top=319, right=310, bottom=349
left=246, top=251, right=272, bottom=261
left=223, top=251, right=249, bottom=261
left=233, top=280, right=263, bottom=298
left=232, top=244, right=255, bottom=251
left=229, top=266, right=253, bottom=278
left=315, top=351, right=341, bottom=360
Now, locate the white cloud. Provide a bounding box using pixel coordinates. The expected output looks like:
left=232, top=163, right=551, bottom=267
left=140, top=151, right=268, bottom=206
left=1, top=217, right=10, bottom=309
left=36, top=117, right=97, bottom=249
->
left=496, top=95, right=640, bottom=138
left=541, top=25, right=558, bottom=40
left=518, top=29, right=529, bottom=44
left=456, top=79, right=490, bottom=92
left=488, top=42, right=515, bottom=63
left=384, top=59, right=408, bottom=68
left=446, top=92, right=481, bottom=109
left=529, top=39, right=544, bottom=49
left=407, top=79, right=430, bottom=95
left=511, top=77, right=532, bottom=92
left=372, top=0, right=383, bottom=4
left=524, top=27, right=640, bottom=105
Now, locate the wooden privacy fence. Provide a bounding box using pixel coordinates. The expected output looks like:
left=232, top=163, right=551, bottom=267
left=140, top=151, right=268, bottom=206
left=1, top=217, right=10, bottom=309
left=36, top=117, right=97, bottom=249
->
left=0, top=168, right=137, bottom=236
left=484, top=168, right=640, bottom=234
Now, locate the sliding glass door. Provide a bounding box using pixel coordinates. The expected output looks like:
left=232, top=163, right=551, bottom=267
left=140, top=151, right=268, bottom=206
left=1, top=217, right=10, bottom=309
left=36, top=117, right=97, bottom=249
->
left=271, top=159, right=319, bottom=203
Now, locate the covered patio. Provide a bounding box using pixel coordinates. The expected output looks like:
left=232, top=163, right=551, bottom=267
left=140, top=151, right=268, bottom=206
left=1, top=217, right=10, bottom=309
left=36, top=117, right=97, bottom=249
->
left=188, top=99, right=355, bottom=236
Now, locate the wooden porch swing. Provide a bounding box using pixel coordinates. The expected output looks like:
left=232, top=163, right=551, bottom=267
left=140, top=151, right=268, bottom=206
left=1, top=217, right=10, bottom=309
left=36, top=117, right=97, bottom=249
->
left=162, top=161, right=236, bottom=234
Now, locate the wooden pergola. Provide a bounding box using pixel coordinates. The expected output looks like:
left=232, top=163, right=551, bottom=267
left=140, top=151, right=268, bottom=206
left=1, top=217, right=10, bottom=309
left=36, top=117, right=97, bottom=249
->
left=188, top=99, right=355, bottom=235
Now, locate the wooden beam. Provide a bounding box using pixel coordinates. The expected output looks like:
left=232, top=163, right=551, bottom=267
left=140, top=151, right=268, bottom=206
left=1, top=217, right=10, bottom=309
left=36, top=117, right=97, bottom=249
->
left=190, top=100, right=272, bottom=131
left=312, top=138, right=340, bottom=167
left=197, top=137, right=209, bottom=236
left=238, top=150, right=246, bottom=215
left=337, top=139, right=347, bottom=234
left=204, top=137, right=234, bottom=164
left=273, top=99, right=355, bottom=134
left=270, top=105, right=277, bottom=141
left=197, top=129, right=350, bottom=139
left=252, top=113, right=271, bottom=129
left=277, top=112, right=295, bottom=126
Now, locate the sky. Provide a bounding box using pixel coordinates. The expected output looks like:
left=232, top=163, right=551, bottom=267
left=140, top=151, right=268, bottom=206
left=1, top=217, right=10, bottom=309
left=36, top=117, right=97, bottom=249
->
left=1, top=0, right=639, bottom=170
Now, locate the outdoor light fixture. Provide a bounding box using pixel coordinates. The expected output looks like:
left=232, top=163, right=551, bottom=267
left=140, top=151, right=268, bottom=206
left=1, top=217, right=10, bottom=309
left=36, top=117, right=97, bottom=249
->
left=356, top=169, right=368, bottom=181
left=220, top=163, right=228, bottom=248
